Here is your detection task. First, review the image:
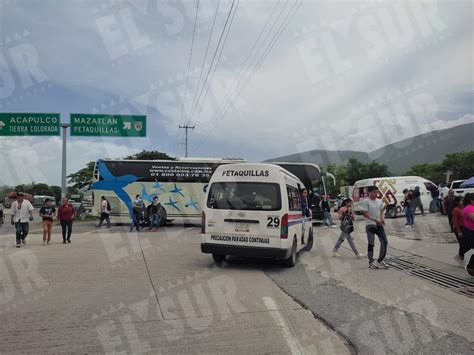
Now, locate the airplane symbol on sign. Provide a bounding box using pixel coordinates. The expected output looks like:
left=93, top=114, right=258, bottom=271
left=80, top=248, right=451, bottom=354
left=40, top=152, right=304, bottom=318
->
left=123, top=122, right=131, bottom=130
left=0, top=121, right=5, bottom=129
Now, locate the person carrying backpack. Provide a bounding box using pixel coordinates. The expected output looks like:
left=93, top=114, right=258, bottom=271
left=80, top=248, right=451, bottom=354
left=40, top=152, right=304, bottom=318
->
left=333, top=199, right=364, bottom=258
left=98, top=196, right=111, bottom=228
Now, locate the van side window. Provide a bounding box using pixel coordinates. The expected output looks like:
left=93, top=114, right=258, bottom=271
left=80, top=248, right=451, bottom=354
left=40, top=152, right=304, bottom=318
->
left=287, top=186, right=301, bottom=212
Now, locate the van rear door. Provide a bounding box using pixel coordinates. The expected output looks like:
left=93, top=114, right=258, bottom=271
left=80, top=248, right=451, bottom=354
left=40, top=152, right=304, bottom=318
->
left=204, top=181, right=282, bottom=249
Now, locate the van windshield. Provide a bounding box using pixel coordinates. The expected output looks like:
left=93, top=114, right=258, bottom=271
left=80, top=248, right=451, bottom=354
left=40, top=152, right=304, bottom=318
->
left=207, top=182, right=281, bottom=211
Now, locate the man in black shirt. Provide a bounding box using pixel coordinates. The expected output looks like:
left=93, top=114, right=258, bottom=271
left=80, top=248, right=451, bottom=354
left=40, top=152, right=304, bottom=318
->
left=39, top=199, right=56, bottom=245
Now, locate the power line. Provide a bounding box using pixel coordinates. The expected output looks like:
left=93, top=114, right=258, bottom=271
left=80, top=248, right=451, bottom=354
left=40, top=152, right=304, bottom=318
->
left=194, top=0, right=303, bottom=152
left=188, top=0, right=240, bottom=129
left=173, top=0, right=200, bottom=157
left=195, top=0, right=287, bottom=140
left=189, top=0, right=222, bottom=118
left=186, top=0, right=237, bottom=126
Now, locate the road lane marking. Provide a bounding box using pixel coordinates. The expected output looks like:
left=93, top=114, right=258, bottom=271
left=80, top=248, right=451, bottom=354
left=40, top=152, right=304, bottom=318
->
left=262, top=296, right=303, bottom=355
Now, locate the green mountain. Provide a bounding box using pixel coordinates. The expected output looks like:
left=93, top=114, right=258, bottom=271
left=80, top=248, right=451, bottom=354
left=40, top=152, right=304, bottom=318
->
left=264, top=123, right=474, bottom=174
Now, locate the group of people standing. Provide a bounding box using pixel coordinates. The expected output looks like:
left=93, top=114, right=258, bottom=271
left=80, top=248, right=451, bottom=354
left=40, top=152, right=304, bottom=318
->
left=129, top=194, right=163, bottom=232
left=452, top=193, right=474, bottom=269
left=10, top=193, right=76, bottom=247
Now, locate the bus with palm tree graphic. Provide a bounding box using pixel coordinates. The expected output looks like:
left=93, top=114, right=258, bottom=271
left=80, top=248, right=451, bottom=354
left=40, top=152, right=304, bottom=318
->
left=91, top=157, right=246, bottom=225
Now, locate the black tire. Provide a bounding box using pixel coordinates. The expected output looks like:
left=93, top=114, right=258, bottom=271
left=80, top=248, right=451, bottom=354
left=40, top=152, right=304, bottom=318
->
left=303, top=228, right=314, bottom=252
left=386, top=206, right=397, bottom=219
left=212, top=254, right=226, bottom=263
left=158, top=207, right=167, bottom=227
left=283, top=239, right=297, bottom=268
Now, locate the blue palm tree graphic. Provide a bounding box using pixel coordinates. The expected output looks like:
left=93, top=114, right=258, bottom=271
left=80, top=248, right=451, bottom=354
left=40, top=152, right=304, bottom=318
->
left=140, top=184, right=157, bottom=204
left=152, top=180, right=166, bottom=193
left=186, top=197, right=199, bottom=210
left=91, top=160, right=141, bottom=215
left=164, top=196, right=180, bottom=211
left=170, top=183, right=185, bottom=197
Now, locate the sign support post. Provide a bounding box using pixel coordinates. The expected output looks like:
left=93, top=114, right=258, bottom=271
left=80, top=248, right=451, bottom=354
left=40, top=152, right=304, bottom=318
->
left=61, top=123, right=70, bottom=198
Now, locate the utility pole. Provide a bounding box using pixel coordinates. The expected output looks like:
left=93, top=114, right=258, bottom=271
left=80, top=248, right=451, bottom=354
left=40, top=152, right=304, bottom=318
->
left=61, top=123, right=70, bottom=198
left=179, top=124, right=195, bottom=157
left=444, top=170, right=452, bottom=185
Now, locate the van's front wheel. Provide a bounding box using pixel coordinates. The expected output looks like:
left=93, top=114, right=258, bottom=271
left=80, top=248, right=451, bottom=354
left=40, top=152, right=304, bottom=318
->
left=212, top=254, right=226, bottom=264
left=283, top=239, right=297, bottom=268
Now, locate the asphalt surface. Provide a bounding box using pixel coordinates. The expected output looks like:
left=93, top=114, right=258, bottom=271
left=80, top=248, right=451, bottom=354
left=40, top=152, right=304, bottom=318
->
left=1, top=213, right=473, bottom=354
left=0, top=222, right=350, bottom=354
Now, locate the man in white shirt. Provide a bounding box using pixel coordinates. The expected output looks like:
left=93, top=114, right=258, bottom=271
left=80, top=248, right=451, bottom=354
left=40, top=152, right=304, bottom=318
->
left=361, top=186, right=389, bottom=270
left=10, top=192, right=34, bottom=248
left=97, top=196, right=111, bottom=228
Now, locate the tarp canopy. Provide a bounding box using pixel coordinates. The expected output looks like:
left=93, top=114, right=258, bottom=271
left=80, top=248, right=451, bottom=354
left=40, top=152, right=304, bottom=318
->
left=460, top=176, right=474, bottom=188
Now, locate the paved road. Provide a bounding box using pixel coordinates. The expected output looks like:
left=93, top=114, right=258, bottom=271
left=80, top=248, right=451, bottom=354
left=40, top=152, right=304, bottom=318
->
left=1, top=213, right=472, bottom=354
left=266, top=213, right=474, bottom=354
left=0, top=223, right=350, bottom=354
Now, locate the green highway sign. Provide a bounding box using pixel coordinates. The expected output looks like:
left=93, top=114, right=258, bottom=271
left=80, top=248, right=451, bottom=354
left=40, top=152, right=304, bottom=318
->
left=70, top=114, right=146, bottom=137
left=0, top=113, right=60, bottom=136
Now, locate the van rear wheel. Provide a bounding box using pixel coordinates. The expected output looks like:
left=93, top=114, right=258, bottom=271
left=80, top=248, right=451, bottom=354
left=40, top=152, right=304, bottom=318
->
left=303, top=228, right=313, bottom=252
left=386, top=206, right=397, bottom=219
left=283, top=240, right=297, bottom=268
left=212, top=254, right=226, bottom=264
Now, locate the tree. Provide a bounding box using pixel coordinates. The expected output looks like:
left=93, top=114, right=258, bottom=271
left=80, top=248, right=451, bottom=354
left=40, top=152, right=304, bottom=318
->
left=67, top=161, right=95, bottom=190
left=125, top=150, right=175, bottom=160
left=50, top=186, right=61, bottom=203
left=440, top=151, right=474, bottom=180
left=346, top=157, right=365, bottom=185
left=405, top=163, right=443, bottom=183
left=362, top=162, right=391, bottom=180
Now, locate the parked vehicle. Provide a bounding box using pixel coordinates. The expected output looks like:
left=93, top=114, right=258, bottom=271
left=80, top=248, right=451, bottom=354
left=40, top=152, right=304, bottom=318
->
left=32, top=195, right=56, bottom=208
left=201, top=163, right=313, bottom=267
left=352, top=176, right=438, bottom=218
left=450, top=178, right=474, bottom=197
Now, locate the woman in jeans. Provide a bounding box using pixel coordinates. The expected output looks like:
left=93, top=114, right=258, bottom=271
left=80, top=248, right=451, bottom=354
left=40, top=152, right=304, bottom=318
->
left=403, top=189, right=414, bottom=228
left=333, top=199, right=364, bottom=258
left=57, top=197, right=75, bottom=244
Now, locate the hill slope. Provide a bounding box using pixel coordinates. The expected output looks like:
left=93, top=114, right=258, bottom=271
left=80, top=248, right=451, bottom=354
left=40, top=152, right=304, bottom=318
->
left=265, top=123, right=474, bottom=174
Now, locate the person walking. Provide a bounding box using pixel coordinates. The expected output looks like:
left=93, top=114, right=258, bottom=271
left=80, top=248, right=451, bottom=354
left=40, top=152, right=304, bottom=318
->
left=438, top=183, right=449, bottom=214
left=452, top=196, right=464, bottom=263
left=98, top=196, right=111, bottom=228
left=10, top=192, right=34, bottom=248
left=456, top=193, right=474, bottom=268
left=362, top=186, right=389, bottom=269
left=301, top=189, right=311, bottom=244
left=39, top=198, right=56, bottom=245
left=321, top=195, right=336, bottom=228
left=411, top=186, right=425, bottom=216
left=403, top=189, right=415, bottom=228
left=444, top=189, right=456, bottom=233
left=130, top=195, right=144, bottom=232
left=333, top=198, right=364, bottom=258
left=57, top=197, right=75, bottom=244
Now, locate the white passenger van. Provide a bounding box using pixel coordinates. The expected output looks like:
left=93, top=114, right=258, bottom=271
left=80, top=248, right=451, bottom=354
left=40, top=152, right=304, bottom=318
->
left=352, top=176, right=438, bottom=218
left=201, top=163, right=313, bottom=267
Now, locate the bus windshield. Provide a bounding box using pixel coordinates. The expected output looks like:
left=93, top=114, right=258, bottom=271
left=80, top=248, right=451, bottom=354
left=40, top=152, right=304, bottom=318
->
left=207, top=182, right=281, bottom=211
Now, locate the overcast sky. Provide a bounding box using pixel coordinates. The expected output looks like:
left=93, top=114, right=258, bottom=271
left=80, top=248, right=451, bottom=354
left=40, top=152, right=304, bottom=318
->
left=0, top=0, right=472, bottom=186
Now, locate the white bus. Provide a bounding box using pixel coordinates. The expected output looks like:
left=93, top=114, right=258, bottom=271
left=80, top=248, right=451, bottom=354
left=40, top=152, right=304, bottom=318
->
left=91, top=157, right=246, bottom=225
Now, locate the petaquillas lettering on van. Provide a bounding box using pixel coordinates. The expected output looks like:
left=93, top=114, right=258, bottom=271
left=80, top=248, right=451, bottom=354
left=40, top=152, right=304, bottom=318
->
left=221, top=170, right=270, bottom=177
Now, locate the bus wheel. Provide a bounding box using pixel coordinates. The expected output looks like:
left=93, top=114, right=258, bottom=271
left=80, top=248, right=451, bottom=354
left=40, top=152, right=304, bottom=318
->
left=159, top=208, right=167, bottom=227
left=386, top=206, right=397, bottom=219
left=303, top=228, right=313, bottom=252
left=212, top=254, right=226, bottom=264
left=283, top=239, right=297, bottom=268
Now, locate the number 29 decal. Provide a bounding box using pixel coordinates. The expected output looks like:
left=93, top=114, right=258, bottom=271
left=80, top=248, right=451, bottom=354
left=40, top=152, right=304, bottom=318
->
left=267, top=216, right=280, bottom=228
